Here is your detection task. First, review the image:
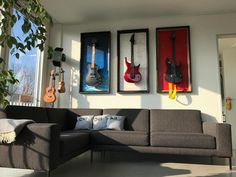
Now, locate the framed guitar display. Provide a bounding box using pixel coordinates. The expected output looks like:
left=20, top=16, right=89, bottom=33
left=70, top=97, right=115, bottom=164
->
left=156, top=26, right=192, bottom=93
left=79, top=31, right=111, bottom=94
left=117, top=29, right=149, bottom=93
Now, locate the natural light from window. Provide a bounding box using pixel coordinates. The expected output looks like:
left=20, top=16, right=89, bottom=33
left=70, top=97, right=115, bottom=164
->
left=8, top=9, right=40, bottom=106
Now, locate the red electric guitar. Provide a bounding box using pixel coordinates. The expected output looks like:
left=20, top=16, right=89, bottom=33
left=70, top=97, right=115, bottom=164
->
left=124, top=33, right=142, bottom=83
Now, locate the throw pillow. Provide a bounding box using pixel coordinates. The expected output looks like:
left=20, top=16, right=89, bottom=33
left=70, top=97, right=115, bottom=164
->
left=93, top=115, right=109, bottom=130
left=74, top=115, right=94, bottom=130
left=106, top=115, right=126, bottom=130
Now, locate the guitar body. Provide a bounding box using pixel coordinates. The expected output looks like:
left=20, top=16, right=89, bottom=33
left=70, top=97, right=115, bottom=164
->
left=58, top=81, right=66, bottom=93
left=43, top=87, right=56, bottom=103
left=124, top=57, right=142, bottom=83
left=165, top=58, right=182, bottom=83
left=85, top=65, right=101, bottom=86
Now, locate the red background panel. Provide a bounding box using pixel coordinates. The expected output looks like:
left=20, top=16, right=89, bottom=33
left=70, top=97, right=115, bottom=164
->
left=156, top=27, right=191, bottom=92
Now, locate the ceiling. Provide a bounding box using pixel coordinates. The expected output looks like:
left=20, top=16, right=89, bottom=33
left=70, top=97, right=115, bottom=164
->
left=40, top=0, right=236, bottom=24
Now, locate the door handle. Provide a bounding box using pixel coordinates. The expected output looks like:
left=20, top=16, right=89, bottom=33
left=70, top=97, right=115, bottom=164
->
left=226, top=97, right=231, bottom=111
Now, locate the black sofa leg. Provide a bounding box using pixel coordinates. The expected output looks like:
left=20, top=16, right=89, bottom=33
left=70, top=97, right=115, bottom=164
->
left=229, top=157, right=232, bottom=170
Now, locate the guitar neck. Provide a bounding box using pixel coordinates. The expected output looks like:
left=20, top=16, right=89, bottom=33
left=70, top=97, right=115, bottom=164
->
left=131, top=42, right=134, bottom=67
left=91, top=44, right=95, bottom=68
left=58, top=68, right=62, bottom=81
left=48, top=73, right=54, bottom=89
left=171, top=32, right=176, bottom=65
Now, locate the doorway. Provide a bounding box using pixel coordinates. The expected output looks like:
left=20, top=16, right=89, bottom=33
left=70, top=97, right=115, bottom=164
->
left=217, top=34, right=236, bottom=149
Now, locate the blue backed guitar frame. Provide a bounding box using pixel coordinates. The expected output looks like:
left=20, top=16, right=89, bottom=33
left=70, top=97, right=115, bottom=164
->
left=79, top=31, right=111, bottom=94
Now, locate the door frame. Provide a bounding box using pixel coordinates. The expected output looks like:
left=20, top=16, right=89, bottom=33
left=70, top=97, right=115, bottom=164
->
left=216, top=34, right=236, bottom=123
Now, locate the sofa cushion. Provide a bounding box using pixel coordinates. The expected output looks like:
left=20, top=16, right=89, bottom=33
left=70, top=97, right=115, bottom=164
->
left=5, top=105, right=48, bottom=123
left=46, top=108, right=69, bottom=131
left=151, top=132, right=216, bottom=149
left=102, top=109, right=149, bottom=131
left=91, top=130, right=149, bottom=146
left=106, top=115, right=126, bottom=130
left=75, top=115, right=94, bottom=130
left=60, top=131, right=90, bottom=158
left=93, top=115, right=109, bottom=130
left=68, top=109, right=103, bottom=129
left=150, top=110, right=202, bottom=133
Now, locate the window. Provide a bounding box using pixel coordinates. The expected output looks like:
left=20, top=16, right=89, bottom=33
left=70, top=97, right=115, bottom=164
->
left=8, top=9, right=42, bottom=106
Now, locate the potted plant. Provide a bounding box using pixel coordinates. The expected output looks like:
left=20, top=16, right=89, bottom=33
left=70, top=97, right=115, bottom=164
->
left=0, top=0, right=53, bottom=108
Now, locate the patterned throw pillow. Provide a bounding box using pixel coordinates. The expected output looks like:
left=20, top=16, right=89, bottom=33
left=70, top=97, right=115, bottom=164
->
left=93, top=115, right=109, bottom=130
left=106, top=115, right=126, bottom=130
left=74, top=115, right=94, bottom=130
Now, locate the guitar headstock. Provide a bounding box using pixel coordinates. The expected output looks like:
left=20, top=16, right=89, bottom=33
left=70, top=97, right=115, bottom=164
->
left=171, top=31, right=176, bottom=40
left=59, top=67, right=65, bottom=73
left=91, top=38, right=97, bottom=46
left=130, top=33, right=135, bottom=45
left=50, top=69, right=55, bottom=76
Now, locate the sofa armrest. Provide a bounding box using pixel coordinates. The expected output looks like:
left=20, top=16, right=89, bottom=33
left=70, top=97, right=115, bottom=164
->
left=0, top=108, right=6, bottom=118
left=203, top=122, right=232, bottom=157
left=0, top=123, right=61, bottom=171
left=26, top=123, right=61, bottom=170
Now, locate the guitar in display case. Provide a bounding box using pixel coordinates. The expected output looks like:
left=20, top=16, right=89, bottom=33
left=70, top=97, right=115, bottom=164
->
left=85, top=39, right=102, bottom=86
left=124, top=33, right=142, bottom=83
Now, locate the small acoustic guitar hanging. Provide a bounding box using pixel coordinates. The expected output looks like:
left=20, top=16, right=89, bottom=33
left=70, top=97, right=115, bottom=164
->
left=58, top=67, right=66, bottom=93
left=165, top=31, right=183, bottom=99
left=85, top=39, right=102, bottom=86
left=124, top=33, right=142, bottom=83
left=43, top=70, right=56, bottom=103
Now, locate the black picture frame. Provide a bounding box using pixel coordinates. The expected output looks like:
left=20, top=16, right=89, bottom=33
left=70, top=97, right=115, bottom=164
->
left=79, top=31, right=111, bottom=94
left=156, top=26, right=192, bottom=93
left=117, top=29, right=149, bottom=93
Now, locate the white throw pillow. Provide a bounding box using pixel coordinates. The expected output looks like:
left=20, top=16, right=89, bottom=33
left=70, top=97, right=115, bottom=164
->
left=106, top=115, right=126, bottom=130
left=75, top=115, right=94, bottom=130
left=93, top=115, right=109, bottom=130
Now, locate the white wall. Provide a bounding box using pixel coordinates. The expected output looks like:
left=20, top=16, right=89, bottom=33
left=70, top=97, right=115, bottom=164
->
left=49, top=13, right=236, bottom=122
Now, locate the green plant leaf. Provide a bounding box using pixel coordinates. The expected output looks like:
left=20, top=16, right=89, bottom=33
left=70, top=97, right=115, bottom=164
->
left=0, top=57, right=5, bottom=64
left=15, top=53, right=20, bottom=59
left=22, top=19, right=31, bottom=33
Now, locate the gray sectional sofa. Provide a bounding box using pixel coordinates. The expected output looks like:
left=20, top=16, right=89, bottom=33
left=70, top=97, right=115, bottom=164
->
left=0, top=106, right=232, bottom=177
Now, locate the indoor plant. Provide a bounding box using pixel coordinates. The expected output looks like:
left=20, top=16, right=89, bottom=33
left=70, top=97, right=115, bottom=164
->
left=0, top=0, right=52, bottom=108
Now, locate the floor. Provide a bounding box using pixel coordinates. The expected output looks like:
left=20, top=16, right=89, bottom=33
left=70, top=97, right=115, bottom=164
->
left=0, top=151, right=236, bottom=177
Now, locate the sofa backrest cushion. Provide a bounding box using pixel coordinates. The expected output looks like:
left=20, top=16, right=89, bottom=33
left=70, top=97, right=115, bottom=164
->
left=102, top=109, right=149, bottom=132
left=150, top=109, right=202, bottom=133
left=46, top=108, right=69, bottom=131
left=5, top=105, right=48, bottom=123
left=68, top=109, right=103, bottom=130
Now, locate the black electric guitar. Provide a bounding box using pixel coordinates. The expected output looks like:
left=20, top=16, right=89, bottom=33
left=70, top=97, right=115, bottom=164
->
left=85, top=39, right=101, bottom=86
left=165, top=31, right=183, bottom=84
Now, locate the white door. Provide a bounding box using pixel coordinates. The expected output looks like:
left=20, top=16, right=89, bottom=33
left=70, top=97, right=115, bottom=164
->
left=219, top=36, right=236, bottom=149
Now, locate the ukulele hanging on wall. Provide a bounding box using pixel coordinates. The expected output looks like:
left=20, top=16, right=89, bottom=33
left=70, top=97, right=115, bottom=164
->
left=58, top=67, right=66, bottom=93
left=124, top=33, right=142, bottom=83
left=43, top=70, right=56, bottom=103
